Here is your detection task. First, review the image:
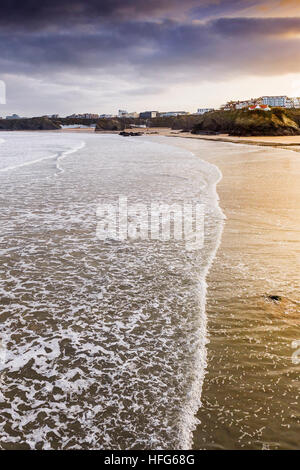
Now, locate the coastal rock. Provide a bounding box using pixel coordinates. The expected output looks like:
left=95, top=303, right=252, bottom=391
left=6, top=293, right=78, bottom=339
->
left=192, top=108, right=300, bottom=137
left=119, top=131, right=143, bottom=137
left=0, top=117, right=61, bottom=131
left=95, top=119, right=125, bottom=131
left=94, top=115, right=204, bottom=133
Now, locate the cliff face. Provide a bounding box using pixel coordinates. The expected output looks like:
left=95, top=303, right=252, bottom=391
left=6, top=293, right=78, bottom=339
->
left=95, top=119, right=126, bottom=131
left=0, top=117, right=61, bottom=131
left=152, top=115, right=201, bottom=130
left=95, top=117, right=153, bottom=131
left=95, top=109, right=300, bottom=136
left=192, top=109, right=300, bottom=136
left=286, top=109, right=300, bottom=127
left=95, top=115, right=202, bottom=132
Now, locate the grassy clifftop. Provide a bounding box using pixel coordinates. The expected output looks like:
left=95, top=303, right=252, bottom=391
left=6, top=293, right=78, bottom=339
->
left=192, top=108, right=300, bottom=136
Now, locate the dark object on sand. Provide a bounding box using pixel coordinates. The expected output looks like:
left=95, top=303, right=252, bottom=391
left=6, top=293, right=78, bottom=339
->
left=192, top=130, right=219, bottom=135
left=267, top=295, right=282, bottom=302
left=119, top=131, right=143, bottom=137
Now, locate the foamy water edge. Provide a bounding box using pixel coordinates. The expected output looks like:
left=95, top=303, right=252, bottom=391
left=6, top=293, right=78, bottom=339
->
left=174, top=148, right=225, bottom=449
left=0, top=134, right=226, bottom=449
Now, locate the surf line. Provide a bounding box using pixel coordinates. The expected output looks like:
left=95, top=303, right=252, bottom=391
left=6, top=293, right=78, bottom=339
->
left=55, top=141, right=86, bottom=175
left=0, top=140, right=86, bottom=174
left=172, top=148, right=226, bottom=450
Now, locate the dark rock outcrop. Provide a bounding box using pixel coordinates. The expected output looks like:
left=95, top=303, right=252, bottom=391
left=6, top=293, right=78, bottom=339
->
left=95, top=115, right=204, bottom=132
left=0, top=117, right=61, bottom=131
left=192, top=108, right=300, bottom=137
left=119, top=131, right=143, bottom=137
left=95, top=119, right=126, bottom=131
left=267, top=295, right=282, bottom=302
left=148, top=115, right=202, bottom=131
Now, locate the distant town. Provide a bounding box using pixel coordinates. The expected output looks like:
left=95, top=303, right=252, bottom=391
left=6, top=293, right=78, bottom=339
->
left=2, top=95, right=300, bottom=120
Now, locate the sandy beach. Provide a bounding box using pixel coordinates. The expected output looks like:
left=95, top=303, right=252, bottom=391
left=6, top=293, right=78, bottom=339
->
left=138, top=127, right=300, bottom=148
left=91, top=125, right=300, bottom=150
left=146, top=135, right=300, bottom=449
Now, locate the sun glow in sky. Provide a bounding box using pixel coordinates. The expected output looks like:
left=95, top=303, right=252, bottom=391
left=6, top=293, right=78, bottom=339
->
left=1, top=0, right=300, bottom=116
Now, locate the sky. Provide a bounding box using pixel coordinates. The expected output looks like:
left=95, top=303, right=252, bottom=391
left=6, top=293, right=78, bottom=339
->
left=1, top=0, right=300, bottom=117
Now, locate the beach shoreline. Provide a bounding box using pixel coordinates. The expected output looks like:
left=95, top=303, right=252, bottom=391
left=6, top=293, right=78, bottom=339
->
left=146, top=135, right=300, bottom=449
left=1, top=130, right=299, bottom=449
left=10, top=126, right=298, bottom=448
left=91, top=126, right=300, bottom=152
left=7, top=126, right=299, bottom=153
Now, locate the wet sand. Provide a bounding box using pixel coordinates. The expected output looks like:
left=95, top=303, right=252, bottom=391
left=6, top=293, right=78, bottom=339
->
left=135, top=127, right=300, bottom=150
left=65, top=124, right=300, bottom=145
left=148, top=135, right=300, bottom=449
left=94, top=125, right=300, bottom=151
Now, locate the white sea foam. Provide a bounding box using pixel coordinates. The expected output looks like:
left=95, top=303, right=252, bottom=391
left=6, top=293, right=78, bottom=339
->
left=168, top=147, right=225, bottom=449
left=0, top=131, right=85, bottom=173
left=55, top=141, right=86, bottom=174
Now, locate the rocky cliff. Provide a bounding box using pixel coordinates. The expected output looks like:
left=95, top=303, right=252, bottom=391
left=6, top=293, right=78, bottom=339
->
left=192, top=108, right=300, bottom=136
left=95, top=119, right=126, bottom=131
left=95, top=115, right=202, bottom=132
left=95, top=109, right=300, bottom=136
left=0, top=117, right=61, bottom=131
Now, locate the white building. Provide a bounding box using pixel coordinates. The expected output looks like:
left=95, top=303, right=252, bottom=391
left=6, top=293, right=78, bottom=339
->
left=261, top=96, right=288, bottom=107
left=160, top=111, right=188, bottom=117
left=235, top=100, right=256, bottom=109
left=139, top=111, right=158, bottom=119
left=197, top=108, right=214, bottom=114
left=67, top=113, right=99, bottom=119
left=286, top=97, right=300, bottom=109
left=83, top=113, right=99, bottom=119
left=6, top=114, right=21, bottom=119
left=293, top=97, right=300, bottom=108
left=118, top=110, right=139, bottom=118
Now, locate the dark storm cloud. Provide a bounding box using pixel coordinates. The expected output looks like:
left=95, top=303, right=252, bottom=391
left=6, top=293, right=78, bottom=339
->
left=1, top=1, right=300, bottom=115
left=1, top=16, right=300, bottom=78
left=2, top=1, right=300, bottom=79
left=0, top=1, right=279, bottom=30
left=0, top=0, right=199, bottom=30
left=212, top=16, right=300, bottom=36
left=190, top=0, right=259, bottom=18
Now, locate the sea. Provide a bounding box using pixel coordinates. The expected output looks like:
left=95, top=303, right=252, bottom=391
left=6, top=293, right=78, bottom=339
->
left=0, top=131, right=224, bottom=449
